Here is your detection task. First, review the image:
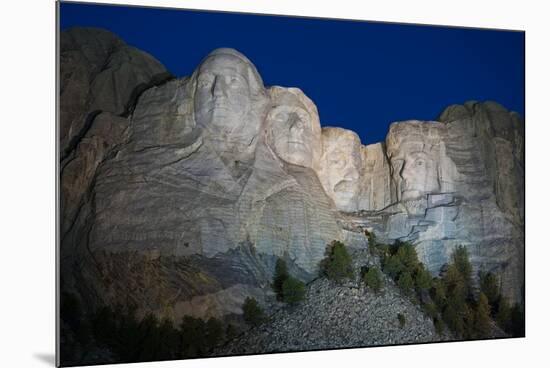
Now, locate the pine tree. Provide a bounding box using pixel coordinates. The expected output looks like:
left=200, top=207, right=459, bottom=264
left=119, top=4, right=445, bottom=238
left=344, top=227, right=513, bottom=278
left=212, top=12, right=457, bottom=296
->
left=398, top=271, right=414, bottom=295
left=479, top=272, right=500, bottom=310
left=364, top=266, right=383, bottom=293
left=415, top=265, right=433, bottom=292
left=451, top=245, right=473, bottom=291
left=282, top=276, right=306, bottom=305
left=320, top=241, right=353, bottom=282
left=242, top=297, right=266, bottom=327
left=474, top=293, right=492, bottom=338
left=273, top=258, right=289, bottom=301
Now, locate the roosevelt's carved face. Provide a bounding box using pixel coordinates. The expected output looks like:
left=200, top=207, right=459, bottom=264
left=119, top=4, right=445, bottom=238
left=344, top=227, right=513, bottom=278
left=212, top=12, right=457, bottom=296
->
left=267, top=87, right=321, bottom=168
left=391, top=150, right=440, bottom=201
left=194, top=54, right=252, bottom=136
left=319, top=128, right=362, bottom=211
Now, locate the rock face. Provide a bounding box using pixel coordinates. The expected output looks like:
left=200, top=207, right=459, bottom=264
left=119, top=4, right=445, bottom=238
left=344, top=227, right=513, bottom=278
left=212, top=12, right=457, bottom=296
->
left=60, top=28, right=524, bottom=325
left=354, top=106, right=524, bottom=302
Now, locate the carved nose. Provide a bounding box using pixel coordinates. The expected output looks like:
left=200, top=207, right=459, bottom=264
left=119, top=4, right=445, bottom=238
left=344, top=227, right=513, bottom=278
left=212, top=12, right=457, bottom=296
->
left=343, top=168, right=359, bottom=181
left=212, top=76, right=225, bottom=97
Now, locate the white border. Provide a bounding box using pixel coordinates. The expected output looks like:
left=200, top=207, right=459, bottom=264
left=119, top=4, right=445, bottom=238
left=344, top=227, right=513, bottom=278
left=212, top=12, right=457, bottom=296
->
left=1, top=1, right=548, bottom=367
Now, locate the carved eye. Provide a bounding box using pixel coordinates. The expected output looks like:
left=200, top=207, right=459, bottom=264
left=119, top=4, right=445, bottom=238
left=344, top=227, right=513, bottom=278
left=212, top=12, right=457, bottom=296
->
left=197, top=76, right=213, bottom=88
left=228, top=76, right=245, bottom=89
left=330, top=158, right=345, bottom=169
left=275, top=111, right=288, bottom=121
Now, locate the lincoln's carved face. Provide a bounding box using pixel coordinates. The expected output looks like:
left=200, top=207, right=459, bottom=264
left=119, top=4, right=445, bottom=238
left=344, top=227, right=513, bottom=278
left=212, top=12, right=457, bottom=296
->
left=319, top=128, right=363, bottom=211
left=194, top=53, right=252, bottom=135
left=267, top=87, right=321, bottom=168
left=386, top=121, right=453, bottom=203
left=391, top=150, right=440, bottom=201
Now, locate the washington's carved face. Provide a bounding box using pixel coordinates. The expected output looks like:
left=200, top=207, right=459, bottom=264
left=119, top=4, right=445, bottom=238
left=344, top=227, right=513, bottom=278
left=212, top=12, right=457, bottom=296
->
left=194, top=54, right=252, bottom=135
left=319, top=129, right=362, bottom=210
left=391, top=150, right=440, bottom=201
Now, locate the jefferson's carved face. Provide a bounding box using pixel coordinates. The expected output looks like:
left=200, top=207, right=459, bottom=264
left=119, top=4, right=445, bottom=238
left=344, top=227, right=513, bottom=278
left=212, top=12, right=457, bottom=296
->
left=269, top=106, right=314, bottom=166
left=194, top=54, right=252, bottom=135
left=267, top=88, right=320, bottom=168
left=391, top=150, right=440, bottom=201
left=319, top=129, right=362, bottom=211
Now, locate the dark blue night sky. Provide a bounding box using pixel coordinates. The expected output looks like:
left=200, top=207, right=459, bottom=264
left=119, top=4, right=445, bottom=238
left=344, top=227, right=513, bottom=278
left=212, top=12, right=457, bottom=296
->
left=60, top=1, right=524, bottom=145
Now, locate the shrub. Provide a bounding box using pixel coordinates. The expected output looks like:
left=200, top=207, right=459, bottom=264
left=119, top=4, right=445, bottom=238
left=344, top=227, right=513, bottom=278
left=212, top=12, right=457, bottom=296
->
left=282, top=276, right=306, bottom=305
left=242, top=297, right=266, bottom=327
left=364, top=266, right=383, bottom=293
left=397, top=313, right=406, bottom=328
left=397, top=272, right=414, bottom=295
left=273, top=258, right=289, bottom=301
left=320, top=240, right=353, bottom=282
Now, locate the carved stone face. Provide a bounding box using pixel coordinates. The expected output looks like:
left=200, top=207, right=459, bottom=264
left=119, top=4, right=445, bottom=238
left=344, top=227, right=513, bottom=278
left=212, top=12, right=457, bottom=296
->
left=386, top=121, right=451, bottom=202
left=390, top=150, right=440, bottom=201
left=194, top=53, right=252, bottom=136
left=267, top=87, right=321, bottom=168
left=318, top=128, right=363, bottom=211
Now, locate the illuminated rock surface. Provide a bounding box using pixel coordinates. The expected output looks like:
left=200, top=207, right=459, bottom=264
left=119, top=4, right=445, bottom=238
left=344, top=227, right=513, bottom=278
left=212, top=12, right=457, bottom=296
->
left=60, top=29, right=524, bottom=324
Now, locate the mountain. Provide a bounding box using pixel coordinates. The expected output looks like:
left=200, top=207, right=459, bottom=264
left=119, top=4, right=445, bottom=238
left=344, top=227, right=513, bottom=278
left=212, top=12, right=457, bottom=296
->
left=59, top=27, right=524, bottom=334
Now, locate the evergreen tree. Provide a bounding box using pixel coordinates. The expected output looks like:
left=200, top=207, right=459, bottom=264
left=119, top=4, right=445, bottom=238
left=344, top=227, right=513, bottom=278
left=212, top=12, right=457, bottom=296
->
left=397, top=272, right=414, bottom=295
left=242, top=297, right=266, bottom=327
left=273, top=258, right=289, bottom=301
left=320, top=241, right=353, bottom=282
left=396, top=242, right=419, bottom=270
left=509, top=303, right=525, bottom=337
left=364, top=266, right=383, bottom=293
left=180, top=316, right=207, bottom=358
left=205, top=317, right=224, bottom=348
left=415, top=265, right=433, bottom=292
left=382, top=254, right=403, bottom=279
left=282, top=276, right=306, bottom=305
left=474, top=293, right=492, bottom=338
left=496, top=296, right=512, bottom=331
left=451, top=245, right=473, bottom=291
left=479, top=271, right=500, bottom=310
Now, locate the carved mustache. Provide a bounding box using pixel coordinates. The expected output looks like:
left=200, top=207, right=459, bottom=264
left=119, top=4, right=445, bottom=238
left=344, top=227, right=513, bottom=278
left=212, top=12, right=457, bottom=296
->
left=333, top=180, right=357, bottom=193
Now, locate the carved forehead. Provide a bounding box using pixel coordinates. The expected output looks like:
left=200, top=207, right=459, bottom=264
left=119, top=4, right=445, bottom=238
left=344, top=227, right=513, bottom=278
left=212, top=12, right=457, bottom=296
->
left=198, top=54, right=249, bottom=77
left=269, top=87, right=318, bottom=119
left=193, top=48, right=265, bottom=96
left=387, top=121, right=445, bottom=158
left=322, top=128, right=361, bottom=151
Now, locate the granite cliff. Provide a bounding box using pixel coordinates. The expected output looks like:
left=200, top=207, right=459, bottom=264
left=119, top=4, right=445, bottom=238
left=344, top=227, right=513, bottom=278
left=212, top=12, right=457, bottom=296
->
left=60, top=28, right=524, bottom=326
